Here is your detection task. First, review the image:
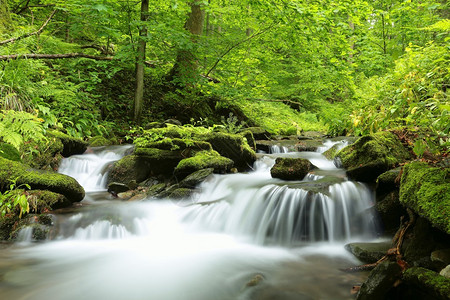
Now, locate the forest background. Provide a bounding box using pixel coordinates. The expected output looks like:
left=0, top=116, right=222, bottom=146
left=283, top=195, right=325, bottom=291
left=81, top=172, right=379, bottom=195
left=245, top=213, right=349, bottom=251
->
left=0, top=0, right=448, bottom=159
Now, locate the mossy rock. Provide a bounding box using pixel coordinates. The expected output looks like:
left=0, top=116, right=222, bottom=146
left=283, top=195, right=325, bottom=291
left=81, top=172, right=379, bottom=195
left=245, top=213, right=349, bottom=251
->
left=201, top=132, right=256, bottom=171
left=296, top=139, right=323, bottom=152
left=0, top=143, right=21, bottom=162
left=402, top=267, right=450, bottom=300
left=239, top=130, right=256, bottom=151
left=179, top=168, right=214, bottom=188
left=138, top=138, right=211, bottom=152
left=376, top=168, right=401, bottom=197
left=356, top=261, right=402, bottom=300
left=0, top=157, right=84, bottom=202
left=322, top=144, right=340, bottom=160
left=270, top=157, right=314, bottom=180
left=47, top=130, right=88, bottom=157
left=22, top=135, right=64, bottom=171
left=345, top=242, right=392, bottom=264
left=175, top=150, right=233, bottom=178
left=168, top=188, right=194, bottom=199
left=400, top=162, right=450, bottom=234
left=89, top=136, right=113, bottom=147
left=336, top=131, right=411, bottom=182
left=25, top=190, right=72, bottom=211
left=146, top=183, right=167, bottom=197
left=241, top=127, right=271, bottom=140
left=0, top=215, right=19, bottom=240
left=375, top=191, right=406, bottom=234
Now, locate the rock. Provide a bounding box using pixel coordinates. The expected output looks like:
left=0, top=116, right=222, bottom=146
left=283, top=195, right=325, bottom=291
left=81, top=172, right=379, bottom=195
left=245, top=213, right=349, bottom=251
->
left=0, top=157, right=85, bottom=202
left=270, top=158, right=314, bottom=180
left=336, top=131, right=411, bottom=182
left=356, top=261, right=402, bottom=300
left=240, top=130, right=256, bottom=151
left=400, top=161, right=450, bottom=234
left=164, top=119, right=182, bottom=126
left=440, top=265, right=450, bottom=278
left=47, top=130, right=88, bottom=157
left=175, top=150, right=233, bottom=179
left=402, top=267, right=450, bottom=300
left=23, top=134, right=64, bottom=171
left=295, top=139, right=323, bottom=152
left=89, top=136, right=113, bottom=147
left=375, top=191, right=405, bottom=234
left=345, top=242, right=392, bottom=264
left=137, top=138, right=211, bottom=152
left=107, top=182, right=130, bottom=194
left=242, top=127, right=271, bottom=140
left=25, top=190, right=72, bottom=211
left=179, top=168, right=214, bottom=188
left=146, top=183, right=167, bottom=197
left=168, top=188, right=194, bottom=199
left=128, top=192, right=147, bottom=202
left=322, top=144, right=340, bottom=160
left=202, top=132, right=256, bottom=171
left=279, top=176, right=345, bottom=195
left=0, top=143, right=21, bottom=162
left=432, top=249, right=450, bottom=270
left=376, top=168, right=401, bottom=197
left=301, top=131, right=325, bottom=139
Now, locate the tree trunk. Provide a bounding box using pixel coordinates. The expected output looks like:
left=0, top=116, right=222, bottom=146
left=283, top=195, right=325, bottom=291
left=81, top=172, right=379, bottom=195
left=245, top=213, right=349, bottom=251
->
left=133, top=0, right=149, bottom=124
left=167, top=1, right=205, bottom=85
left=0, top=0, right=11, bottom=32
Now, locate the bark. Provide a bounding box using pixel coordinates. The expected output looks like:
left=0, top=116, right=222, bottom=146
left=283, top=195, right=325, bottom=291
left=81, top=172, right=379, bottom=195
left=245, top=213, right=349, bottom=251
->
left=0, top=10, right=57, bottom=46
left=133, top=0, right=149, bottom=124
left=167, top=2, right=205, bottom=85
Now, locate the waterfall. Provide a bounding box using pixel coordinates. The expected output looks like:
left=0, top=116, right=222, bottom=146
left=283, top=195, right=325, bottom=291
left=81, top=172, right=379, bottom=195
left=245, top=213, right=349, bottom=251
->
left=269, top=145, right=289, bottom=153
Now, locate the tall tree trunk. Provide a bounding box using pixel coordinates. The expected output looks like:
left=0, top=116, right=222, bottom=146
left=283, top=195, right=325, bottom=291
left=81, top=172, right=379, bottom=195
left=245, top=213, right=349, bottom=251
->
left=167, top=1, right=205, bottom=85
left=0, top=0, right=11, bottom=33
left=133, top=0, right=149, bottom=124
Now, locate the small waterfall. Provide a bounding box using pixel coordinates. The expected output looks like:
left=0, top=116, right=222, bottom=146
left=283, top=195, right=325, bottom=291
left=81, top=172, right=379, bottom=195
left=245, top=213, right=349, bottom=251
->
left=16, top=227, right=33, bottom=243
left=316, top=139, right=348, bottom=153
left=270, top=145, right=289, bottom=153
left=58, top=145, right=133, bottom=192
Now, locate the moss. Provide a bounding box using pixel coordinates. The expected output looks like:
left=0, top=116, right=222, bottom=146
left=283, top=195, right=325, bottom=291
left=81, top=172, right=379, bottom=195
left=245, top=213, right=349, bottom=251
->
left=270, top=157, right=313, bottom=180
left=146, top=183, right=167, bottom=197
left=179, top=168, right=214, bottom=188
left=239, top=130, right=256, bottom=151
left=89, top=136, right=113, bottom=147
left=175, top=150, right=233, bottom=178
left=169, top=188, right=194, bottom=199
left=23, top=136, right=64, bottom=170
left=336, top=131, right=411, bottom=182
left=241, top=127, right=271, bottom=140
left=0, top=157, right=85, bottom=202
left=26, top=190, right=72, bottom=211
left=403, top=267, right=450, bottom=299
left=0, top=143, right=21, bottom=162
left=400, top=162, right=450, bottom=234
left=138, top=138, right=211, bottom=152
left=47, top=130, right=88, bottom=157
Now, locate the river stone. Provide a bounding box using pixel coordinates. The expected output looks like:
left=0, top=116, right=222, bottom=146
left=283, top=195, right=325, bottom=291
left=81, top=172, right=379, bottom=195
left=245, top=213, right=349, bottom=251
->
left=440, top=265, right=450, bottom=278
left=356, top=261, right=402, bottom=300
left=0, top=157, right=85, bottom=202
left=296, top=139, right=323, bottom=152
left=431, top=249, right=450, bottom=270
left=336, top=131, right=411, bottom=182
left=107, top=182, right=130, bottom=194
left=345, top=242, right=392, bottom=264
left=402, top=267, right=450, bottom=300
left=279, top=176, right=345, bottom=196
left=270, top=158, right=313, bottom=180
left=179, top=168, right=214, bottom=188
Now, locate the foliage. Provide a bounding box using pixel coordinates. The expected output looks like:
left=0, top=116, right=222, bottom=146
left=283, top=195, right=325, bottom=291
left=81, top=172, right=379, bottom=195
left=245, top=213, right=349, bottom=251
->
left=0, top=178, right=30, bottom=218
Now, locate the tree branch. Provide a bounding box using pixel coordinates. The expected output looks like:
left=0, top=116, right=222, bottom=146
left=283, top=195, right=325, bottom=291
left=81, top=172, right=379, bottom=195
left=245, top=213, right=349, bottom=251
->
left=0, top=53, right=114, bottom=61
left=205, top=26, right=273, bottom=77
left=0, top=10, right=57, bottom=46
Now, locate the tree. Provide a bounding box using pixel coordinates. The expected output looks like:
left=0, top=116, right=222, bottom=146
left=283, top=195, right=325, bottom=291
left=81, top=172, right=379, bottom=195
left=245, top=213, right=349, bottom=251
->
left=133, top=0, right=149, bottom=123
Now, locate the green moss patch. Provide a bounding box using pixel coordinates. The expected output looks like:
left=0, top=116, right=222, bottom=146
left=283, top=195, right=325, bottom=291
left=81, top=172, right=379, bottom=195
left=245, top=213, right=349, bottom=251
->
left=89, top=136, right=113, bottom=147
left=270, top=157, right=313, bottom=180
left=175, top=150, right=233, bottom=178
left=47, top=130, right=88, bottom=157
left=403, top=267, right=450, bottom=300
left=400, top=162, right=450, bottom=234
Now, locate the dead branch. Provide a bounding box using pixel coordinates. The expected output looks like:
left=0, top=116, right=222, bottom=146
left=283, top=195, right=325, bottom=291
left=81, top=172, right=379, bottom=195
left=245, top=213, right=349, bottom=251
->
left=0, top=10, right=57, bottom=46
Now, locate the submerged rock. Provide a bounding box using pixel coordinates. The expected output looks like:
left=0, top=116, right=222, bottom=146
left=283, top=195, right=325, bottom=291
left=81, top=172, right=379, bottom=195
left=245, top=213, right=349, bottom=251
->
left=270, top=158, right=314, bottom=180
left=345, top=242, right=392, bottom=264
left=336, top=131, right=411, bottom=182
left=400, top=162, right=450, bottom=234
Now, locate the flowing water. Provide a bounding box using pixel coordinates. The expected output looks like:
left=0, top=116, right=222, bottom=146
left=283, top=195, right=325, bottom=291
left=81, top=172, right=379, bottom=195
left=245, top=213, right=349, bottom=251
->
left=0, top=143, right=379, bottom=300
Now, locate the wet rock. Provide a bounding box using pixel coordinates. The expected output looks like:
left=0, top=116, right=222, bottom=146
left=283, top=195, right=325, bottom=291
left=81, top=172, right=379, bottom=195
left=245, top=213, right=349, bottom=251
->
left=376, top=168, right=401, bottom=197
left=146, top=183, right=167, bottom=198
left=270, top=158, right=314, bottom=180
left=400, top=161, right=450, bottom=235
left=240, top=130, right=256, bottom=151
left=375, top=191, right=405, bottom=234
left=174, top=150, right=233, bottom=179
left=345, top=242, right=392, bottom=264
left=336, top=131, right=411, bottom=182
left=432, top=249, right=450, bottom=271
left=0, top=157, right=85, bottom=202
left=168, top=188, right=194, bottom=199
left=179, top=168, right=214, bottom=188
left=440, top=265, right=450, bottom=278
left=255, top=140, right=297, bottom=153
left=296, top=139, right=323, bottom=152
left=322, top=144, right=340, bottom=160
left=47, top=130, right=88, bottom=157
left=402, top=267, right=450, bottom=300
left=280, top=176, right=345, bottom=196
left=356, top=261, right=402, bottom=300
left=107, top=182, right=130, bottom=194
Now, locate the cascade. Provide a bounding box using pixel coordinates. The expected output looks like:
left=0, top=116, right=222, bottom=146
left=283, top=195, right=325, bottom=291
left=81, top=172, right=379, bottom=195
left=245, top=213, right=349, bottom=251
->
left=0, top=143, right=380, bottom=300
left=269, top=144, right=289, bottom=153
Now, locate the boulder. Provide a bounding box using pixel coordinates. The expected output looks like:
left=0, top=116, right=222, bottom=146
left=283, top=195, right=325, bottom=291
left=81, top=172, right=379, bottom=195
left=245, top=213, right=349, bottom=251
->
left=201, top=132, right=256, bottom=171
left=345, top=242, right=392, bottom=264
left=175, top=151, right=233, bottom=178
left=356, top=261, right=402, bottom=300
left=270, top=158, right=314, bottom=180
left=376, top=168, right=401, bottom=197
left=24, top=190, right=72, bottom=211
left=336, top=131, right=411, bottom=182
left=240, top=130, right=256, bottom=151
left=89, top=136, right=113, bottom=147
left=402, top=267, right=450, bottom=300
left=107, top=182, right=130, bottom=194
left=0, top=157, right=85, bottom=202
left=295, top=139, right=323, bottom=152
left=431, top=249, right=450, bottom=271
left=400, top=161, right=450, bottom=234
left=179, top=168, right=214, bottom=188
left=375, top=191, right=405, bottom=234
left=47, top=130, right=88, bottom=157
left=242, top=127, right=271, bottom=140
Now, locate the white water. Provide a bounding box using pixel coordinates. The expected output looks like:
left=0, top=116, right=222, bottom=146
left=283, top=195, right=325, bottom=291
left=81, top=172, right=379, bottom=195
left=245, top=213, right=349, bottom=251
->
left=270, top=145, right=289, bottom=153
left=0, top=143, right=378, bottom=300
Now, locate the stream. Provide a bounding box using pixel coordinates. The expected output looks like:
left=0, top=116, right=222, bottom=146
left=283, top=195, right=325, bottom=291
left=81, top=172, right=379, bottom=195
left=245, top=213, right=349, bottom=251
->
left=0, top=141, right=380, bottom=300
